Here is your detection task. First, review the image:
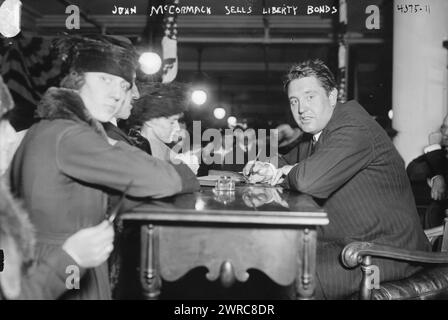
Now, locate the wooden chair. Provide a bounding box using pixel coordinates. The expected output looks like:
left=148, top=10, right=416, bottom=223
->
left=341, top=210, right=448, bottom=300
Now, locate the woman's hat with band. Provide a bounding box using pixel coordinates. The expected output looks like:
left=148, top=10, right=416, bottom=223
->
left=53, top=34, right=139, bottom=84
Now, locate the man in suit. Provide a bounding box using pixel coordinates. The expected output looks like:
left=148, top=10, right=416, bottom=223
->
left=102, top=82, right=140, bottom=145
left=407, top=115, right=448, bottom=228
left=243, top=59, right=431, bottom=299
left=101, top=81, right=140, bottom=298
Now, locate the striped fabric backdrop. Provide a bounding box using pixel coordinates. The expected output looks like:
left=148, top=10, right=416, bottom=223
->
left=1, top=35, right=62, bottom=130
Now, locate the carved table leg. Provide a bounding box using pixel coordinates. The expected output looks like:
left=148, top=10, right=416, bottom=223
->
left=140, top=224, right=161, bottom=299
left=295, top=228, right=317, bottom=300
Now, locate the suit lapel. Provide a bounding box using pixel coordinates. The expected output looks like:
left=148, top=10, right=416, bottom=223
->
left=111, top=125, right=129, bottom=141
left=298, top=134, right=314, bottom=161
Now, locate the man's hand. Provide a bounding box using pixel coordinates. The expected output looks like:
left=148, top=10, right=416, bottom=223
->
left=242, top=187, right=273, bottom=207
left=62, top=221, right=115, bottom=268
left=431, top=175, right=446, bottom=201
left=242, top=161, right=275, bottom=184
left=270, top=165, right=295, bottom=186
left=242, top=187, right=289, bottom=208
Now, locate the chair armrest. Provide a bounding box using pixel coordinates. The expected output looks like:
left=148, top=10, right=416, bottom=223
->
left=341, top=241, right=448, bottom=268
left=425, top=225, right=445, bottom=246
left=425, top=225, right=444, bottom=239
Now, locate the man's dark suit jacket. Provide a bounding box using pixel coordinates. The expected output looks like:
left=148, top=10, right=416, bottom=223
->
left=406, top=148, right=447, bottom=228
left=407, top=148, right=447, bottom=203
left=102, top=121, right=152, bottom=299
left=279, top=100, right=431, bottom=299
left=103, top=122, right=152, bottom=155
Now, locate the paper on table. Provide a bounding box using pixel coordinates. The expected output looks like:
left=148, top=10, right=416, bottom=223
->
left=198, top=171, right=246, bottom=187
left=197, top=175, right=222, bottom=187
left=207, top=170, right=246, bottom=182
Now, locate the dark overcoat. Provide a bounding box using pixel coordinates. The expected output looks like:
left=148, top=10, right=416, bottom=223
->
left=8, top=87, right=199, bottom=299
left=280, top=101, right=431, bottom=299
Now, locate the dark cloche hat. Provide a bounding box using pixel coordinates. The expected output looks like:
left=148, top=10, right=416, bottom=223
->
left=53, top=34, right=139, bottom=84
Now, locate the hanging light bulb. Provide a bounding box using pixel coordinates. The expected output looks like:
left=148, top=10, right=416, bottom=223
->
left=388, top=109, right=393, bottom=120
left=213, top=107, right=226, bottom=120
left=190, top=47, right=210, bottom=106
left=191, top=89, right=207, bottom=105
left=227, top=116, right=237, bottom=127
left=139, top=52, right=162, bottom=75
left=0, top=0, right=22, bottom=38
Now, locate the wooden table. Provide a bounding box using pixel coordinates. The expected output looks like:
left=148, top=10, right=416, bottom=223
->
left=120, top=185, right=328, bottom=299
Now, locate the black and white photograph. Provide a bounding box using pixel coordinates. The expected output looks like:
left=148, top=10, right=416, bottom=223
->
left=0, top=0, right=447, bottom=312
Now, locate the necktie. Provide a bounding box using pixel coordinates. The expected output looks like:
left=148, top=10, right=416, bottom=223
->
left=310, top=136, right=317, bottom=155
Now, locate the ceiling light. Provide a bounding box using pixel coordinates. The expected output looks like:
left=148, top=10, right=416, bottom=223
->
left=213, top=107, right=226, bottom=120
left=139, top=52, right=162, bottom=75
left=191, top=89, right=207, bottom=105
left=227, top=116, right=237, bottom=127
left=388, top=109, right=393, bottom=120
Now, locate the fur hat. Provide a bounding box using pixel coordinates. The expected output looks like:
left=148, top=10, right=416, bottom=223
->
left=53, top=34, right=139, bottom=84
left=127, top=82, right=190, bottom=127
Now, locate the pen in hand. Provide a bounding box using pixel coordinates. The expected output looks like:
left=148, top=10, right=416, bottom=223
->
left=245, top=149, right=263, bottom=179
left=107, top=180, right=133, bottom=224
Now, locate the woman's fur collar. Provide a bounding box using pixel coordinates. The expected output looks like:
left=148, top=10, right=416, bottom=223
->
left=36, top=87, right=107, bottom=138
left=0, top=179, right=35, bottom=263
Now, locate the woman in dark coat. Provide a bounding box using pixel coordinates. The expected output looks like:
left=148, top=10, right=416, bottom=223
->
left=7, top=36, right=199, bottom=299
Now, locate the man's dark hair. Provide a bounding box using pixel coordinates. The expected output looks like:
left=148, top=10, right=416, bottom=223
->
left=283, top=59, right=337, bottom=95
